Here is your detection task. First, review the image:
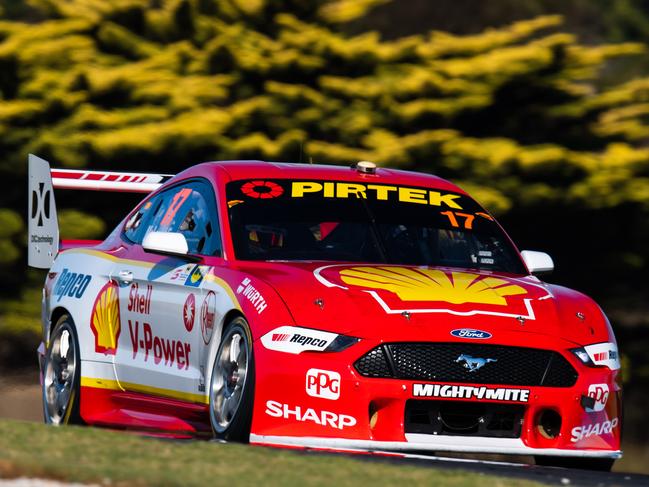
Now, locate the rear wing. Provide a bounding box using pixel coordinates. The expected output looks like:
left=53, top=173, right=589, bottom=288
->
left=28, top=154, right=173, bottom=269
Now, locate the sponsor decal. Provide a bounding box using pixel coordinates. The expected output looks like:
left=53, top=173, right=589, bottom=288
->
left=161, top=187, right=192, bottom=226
left=31, top=182, right=51, bottom=227
left=260, top=326, right=337, bottom=354
left=265, top=400, right=356, bottom=430
left=128, top=283, right=152, bottom=314
left=450, top=328, right=492, bottom=340
left=413, top=383, right=530, bottom=402
left=306, top=369, right=341, bottom=400
left=128, top=321, right=191, bottom=370
left=53, top=268, right=92, bottom=302
left=90, top=281, right=121, bottom=355
left=241, top=180, right=284, bottom=199
left=169, top=265, right=192, bottom=282
left=201, top=291, right=216, bottom=344
left=584, top=342, right=621, bottom=370
left=183, top=294, right=195, bottom=332
left=571, top=418, right=619, bottom=443
left=185, top=265, right=209, bottom=288
left=290, top=181, right=463, bottom=209
left=31, top=235, right=54, bottom=244
left=456, top=354, right=497, bottom=372
left=314, top=264, right=548, bottom=320
left=339, top=267, right=526, bottom=306
left=586, top=383, right=609, bottom=413
left=236, top=277, right=267, bottom=314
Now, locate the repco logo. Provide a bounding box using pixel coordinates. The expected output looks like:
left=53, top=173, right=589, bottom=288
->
left=587, top=383, right=609, bottom=412
left=306, top=369, right=341, bottom=400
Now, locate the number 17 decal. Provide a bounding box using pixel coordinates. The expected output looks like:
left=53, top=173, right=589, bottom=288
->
left=441, top=211, right=493, bottom=230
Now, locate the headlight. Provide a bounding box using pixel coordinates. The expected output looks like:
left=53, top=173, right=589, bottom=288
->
left=260, top=325, right=359, bottom=355
left=324, top=334, right=360, bottom=352
left=570, top=347, right=593, bottom=365
left=570, top=342, right=620, bottom=370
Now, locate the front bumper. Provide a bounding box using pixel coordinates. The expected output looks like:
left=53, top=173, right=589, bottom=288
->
left=250, top=337, right=622, bottom=459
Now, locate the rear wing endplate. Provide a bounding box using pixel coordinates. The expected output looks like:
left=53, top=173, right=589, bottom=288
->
left=27, top=154, right=173, bottom=269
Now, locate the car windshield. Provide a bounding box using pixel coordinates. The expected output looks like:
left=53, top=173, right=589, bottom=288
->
left=226, top=179, right=527, bottom=274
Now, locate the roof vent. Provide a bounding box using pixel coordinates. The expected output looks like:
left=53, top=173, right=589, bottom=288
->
left=355, top=160, right=377, bottom=174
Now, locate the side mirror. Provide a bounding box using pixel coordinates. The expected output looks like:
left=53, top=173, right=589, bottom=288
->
left=521, top=250, right=554, bottom=275
left=143, top=231, right=191, bottom=258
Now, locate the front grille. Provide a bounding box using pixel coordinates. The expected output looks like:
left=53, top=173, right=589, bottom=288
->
left=405, top=400, right=525, bottom=438
left=355, top=342, right=577, bottom=387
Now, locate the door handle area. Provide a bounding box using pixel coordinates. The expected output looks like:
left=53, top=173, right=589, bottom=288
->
left=118, top=270, right=133, bottom=284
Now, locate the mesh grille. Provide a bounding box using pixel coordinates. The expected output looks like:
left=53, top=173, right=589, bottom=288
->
left=354, top=347, right=392, bottom=377
left=354, top=342, right=577, bottom=387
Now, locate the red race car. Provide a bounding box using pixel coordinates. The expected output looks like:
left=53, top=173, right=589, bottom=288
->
left=28, top=155, right=621, bottom=470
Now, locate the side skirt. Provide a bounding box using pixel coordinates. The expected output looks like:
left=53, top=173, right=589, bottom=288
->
left=80, top=384, right=211, bottom=438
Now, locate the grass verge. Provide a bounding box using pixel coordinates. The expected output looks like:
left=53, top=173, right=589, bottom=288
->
left=0, top=419, right=543, bottom=487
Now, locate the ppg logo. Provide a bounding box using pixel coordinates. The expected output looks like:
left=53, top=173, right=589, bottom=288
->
left=587, top=383, right=609, bottom=412
left=31, top=182, right=51, bottom=227
left=306, top=368, right=340, bottom=400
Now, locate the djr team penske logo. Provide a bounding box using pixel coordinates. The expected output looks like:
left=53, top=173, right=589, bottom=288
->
left=31, top=182, right=51, bottom=227
left=90, top=281, right=121, bottom=355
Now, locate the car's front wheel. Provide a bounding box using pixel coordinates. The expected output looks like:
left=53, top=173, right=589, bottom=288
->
left=43, top=314, right=83, bottom=425
left=209, top=316, right=255, bottom=442
left=535, top=456, right=615, bottom=471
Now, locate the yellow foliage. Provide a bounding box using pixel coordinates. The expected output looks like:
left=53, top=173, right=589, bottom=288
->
left=417, top=16, right=563, bottom=59
left=318, top=0, right=389, bottom=24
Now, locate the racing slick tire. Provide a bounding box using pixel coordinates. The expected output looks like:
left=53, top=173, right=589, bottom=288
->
left=209, top=316, right=255, bottom=442
left=42, top=314, right=84, bottom=425
left=534, top=456, right=615, bottom=472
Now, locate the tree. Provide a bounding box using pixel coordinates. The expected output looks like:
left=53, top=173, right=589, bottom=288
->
left=0, top=0, right=649, bottom=300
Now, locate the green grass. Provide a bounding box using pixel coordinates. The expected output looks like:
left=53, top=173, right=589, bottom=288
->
left=0, top=419, right=543, bottom=487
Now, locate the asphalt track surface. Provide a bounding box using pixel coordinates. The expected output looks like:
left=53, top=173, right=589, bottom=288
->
left=327, top=450, right=649, bottom=487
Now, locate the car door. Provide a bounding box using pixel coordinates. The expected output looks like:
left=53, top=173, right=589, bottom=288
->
left=112, top=179, right=222, bottom=402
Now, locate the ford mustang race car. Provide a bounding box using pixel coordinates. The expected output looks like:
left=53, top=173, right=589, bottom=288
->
left=27, top=154, right=621, bottom=470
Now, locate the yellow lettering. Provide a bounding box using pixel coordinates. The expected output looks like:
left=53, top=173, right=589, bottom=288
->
left=399, top=187, right=428, bottom=204
left=323, top=182, right=335, bottom=198
left=367, top=184, right=397, bottom=200
left=429, top=191, right=463, bottom=209
left=292, top=182, right=323, bottom=197
left=336, top=183, right=367, bottom=199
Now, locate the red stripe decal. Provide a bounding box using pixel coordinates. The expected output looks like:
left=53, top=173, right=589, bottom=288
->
left=51, top=171, right=83, bottom=179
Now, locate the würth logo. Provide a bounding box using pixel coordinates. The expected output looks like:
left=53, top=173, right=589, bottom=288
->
left=31, top=182, right=51, bottom=227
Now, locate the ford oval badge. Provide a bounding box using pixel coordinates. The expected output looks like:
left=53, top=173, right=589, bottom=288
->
left=450, top=328, right=492, bottom=340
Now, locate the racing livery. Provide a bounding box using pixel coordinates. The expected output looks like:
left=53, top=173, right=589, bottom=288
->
left=28, top=154, right=622, bottom=470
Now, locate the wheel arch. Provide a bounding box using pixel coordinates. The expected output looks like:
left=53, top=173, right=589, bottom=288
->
left=48, top=306, right=71, bottom=343
left=203, top=308, right=249, bottom=404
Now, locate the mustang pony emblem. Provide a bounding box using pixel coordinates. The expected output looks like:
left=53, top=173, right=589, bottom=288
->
left=456, top=354, right=497, bottom=372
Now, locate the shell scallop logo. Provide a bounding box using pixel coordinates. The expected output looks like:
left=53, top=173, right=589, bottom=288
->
left=339, top=267, right=526, bottom=306
left=90, top=280, right=121, bottom=354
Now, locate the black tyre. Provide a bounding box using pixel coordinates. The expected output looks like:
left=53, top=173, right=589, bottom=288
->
left=209, top=316, right=255, bottom=442
left=535, top=456, right=615, bottom=471
left=42, top=314, right=83, bottom=425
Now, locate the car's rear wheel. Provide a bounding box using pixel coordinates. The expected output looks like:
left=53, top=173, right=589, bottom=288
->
left=209, top=316, right=255, bottom=442
left=43, top=314, right=83, bottom=425
left=535, top=456, right=615, bottom=471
